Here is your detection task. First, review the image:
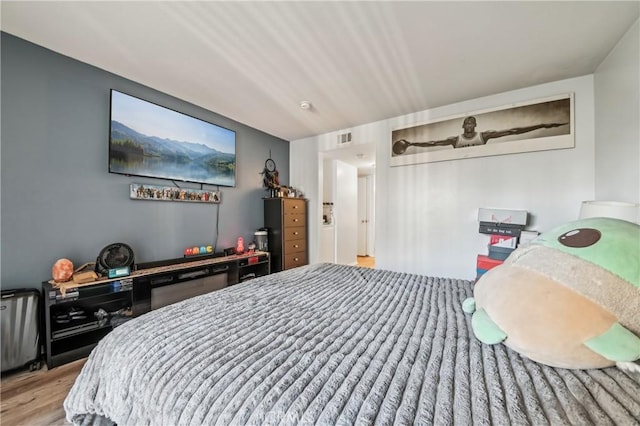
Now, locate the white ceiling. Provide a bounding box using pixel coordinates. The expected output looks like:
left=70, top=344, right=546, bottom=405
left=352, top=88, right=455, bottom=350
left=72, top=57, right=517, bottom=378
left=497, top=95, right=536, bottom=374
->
left=2, top=1, right=638, bottom=169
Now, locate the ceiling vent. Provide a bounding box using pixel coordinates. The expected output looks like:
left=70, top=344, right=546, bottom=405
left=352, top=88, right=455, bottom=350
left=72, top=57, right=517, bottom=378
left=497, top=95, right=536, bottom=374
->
left=337, top=132, right=352, bottom=145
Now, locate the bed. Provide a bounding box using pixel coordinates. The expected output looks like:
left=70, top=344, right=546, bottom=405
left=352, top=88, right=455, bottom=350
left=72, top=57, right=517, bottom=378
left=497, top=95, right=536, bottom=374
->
left=64, top=263, right=640, bottom=425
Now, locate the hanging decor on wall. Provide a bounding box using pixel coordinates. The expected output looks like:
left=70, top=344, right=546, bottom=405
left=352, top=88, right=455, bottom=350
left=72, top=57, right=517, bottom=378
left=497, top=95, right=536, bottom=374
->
left=129, top=183, right=220, bottom=203
left=390, top=93, right=574, bottom=167
left=260, top=156, right=280, bottom=197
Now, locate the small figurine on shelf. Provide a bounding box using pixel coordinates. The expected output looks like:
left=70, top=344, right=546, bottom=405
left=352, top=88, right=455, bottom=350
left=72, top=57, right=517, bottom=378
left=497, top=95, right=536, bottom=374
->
left=236, top=237, right=245, bottom=254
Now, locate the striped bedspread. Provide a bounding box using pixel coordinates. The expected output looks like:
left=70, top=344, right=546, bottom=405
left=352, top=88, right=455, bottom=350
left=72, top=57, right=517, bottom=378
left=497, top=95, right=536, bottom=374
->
left=65, top=263, right=640, bottom=425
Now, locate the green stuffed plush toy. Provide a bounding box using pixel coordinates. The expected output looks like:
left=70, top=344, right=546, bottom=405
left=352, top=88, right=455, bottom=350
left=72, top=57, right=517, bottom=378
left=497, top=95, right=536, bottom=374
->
left=463, top=217, right=640, bottom=371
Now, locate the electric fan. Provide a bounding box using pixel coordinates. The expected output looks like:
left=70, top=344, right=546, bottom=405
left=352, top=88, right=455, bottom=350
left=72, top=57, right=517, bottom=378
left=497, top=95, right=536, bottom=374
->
left=95, top=243, right=135, bottom=278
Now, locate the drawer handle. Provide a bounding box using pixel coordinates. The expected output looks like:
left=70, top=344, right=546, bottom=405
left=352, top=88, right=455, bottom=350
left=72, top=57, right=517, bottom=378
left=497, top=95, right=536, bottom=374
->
left=293, top=232, right=299, bottom=235
left=294, top=257, right=299, bottom=261
left=293, top=218, right=299, bottom=222
left=294, top=244, right=299, bottom=248
left=293, top=205, right=298, bottom=209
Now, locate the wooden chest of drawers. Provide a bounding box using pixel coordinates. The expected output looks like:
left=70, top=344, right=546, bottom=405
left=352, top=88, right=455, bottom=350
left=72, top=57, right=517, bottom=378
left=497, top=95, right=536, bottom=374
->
left=264, top=197, right=308, bottom=272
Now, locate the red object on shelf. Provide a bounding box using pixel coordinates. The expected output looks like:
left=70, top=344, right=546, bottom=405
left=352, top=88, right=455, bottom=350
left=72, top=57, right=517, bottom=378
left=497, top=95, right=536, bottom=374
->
left=489, top=234, right=517, bottom=247
left=248, top=256, right=258, bottom=265
left=236, top=237, right=245, bottom=254
left=476, top=254, right=503, bottom=271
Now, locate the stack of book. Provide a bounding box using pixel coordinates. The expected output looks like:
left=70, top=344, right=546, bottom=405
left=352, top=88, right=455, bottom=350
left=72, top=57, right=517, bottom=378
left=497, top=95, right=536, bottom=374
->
left=518, top=230, right=541, bottom=247
left=476, top=208, right=529, bottom=280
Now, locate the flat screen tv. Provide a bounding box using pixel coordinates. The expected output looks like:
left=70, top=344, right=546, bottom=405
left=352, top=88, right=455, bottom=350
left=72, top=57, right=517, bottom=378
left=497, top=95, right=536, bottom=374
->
left=109, top=89, right=236, bottom=187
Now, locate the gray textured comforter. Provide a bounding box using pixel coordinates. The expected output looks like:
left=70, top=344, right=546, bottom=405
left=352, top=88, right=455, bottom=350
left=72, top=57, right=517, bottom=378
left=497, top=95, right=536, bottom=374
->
left=65, top=263, right=640, bottom=425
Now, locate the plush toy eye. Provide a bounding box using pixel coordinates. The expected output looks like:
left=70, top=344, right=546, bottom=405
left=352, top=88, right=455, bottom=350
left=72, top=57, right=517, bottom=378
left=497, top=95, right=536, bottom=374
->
left=558, top=228, right=601, bottom=248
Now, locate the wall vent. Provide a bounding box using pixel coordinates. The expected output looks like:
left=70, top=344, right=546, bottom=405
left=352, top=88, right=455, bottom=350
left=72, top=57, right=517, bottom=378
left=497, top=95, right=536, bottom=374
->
left=337, top=132, right=352, bottom=145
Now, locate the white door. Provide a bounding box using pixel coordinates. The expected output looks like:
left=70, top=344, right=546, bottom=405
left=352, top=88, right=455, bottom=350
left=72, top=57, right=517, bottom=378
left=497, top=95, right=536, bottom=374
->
left=336, top=161, right=358, bottom=265
left=357, top=176, right=368, bottom=256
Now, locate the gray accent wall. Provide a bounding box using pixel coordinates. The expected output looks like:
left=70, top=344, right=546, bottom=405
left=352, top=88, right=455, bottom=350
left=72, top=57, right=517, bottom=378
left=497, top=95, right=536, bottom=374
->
left=1, top=33, right=289, bottom=290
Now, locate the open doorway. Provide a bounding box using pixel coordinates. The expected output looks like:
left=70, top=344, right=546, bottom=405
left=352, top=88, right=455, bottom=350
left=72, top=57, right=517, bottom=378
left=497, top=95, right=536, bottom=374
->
left=358, top=173, right=375, bottom=255
left=320, top=142, right=376, bottom=267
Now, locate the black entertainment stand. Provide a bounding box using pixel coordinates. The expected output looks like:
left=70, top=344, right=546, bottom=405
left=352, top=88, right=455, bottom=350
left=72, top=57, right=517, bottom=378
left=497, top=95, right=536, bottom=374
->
left=42, top=252, right=269, bottom=368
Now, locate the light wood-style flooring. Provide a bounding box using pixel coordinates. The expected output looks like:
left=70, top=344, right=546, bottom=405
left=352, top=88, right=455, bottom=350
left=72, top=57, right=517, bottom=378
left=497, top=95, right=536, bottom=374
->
left=357, top=255, right=375, bottom=268
left=1, top=358, right=86, bottom=426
